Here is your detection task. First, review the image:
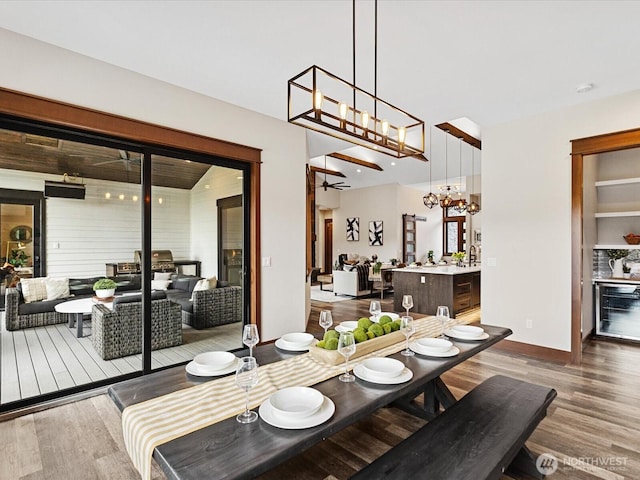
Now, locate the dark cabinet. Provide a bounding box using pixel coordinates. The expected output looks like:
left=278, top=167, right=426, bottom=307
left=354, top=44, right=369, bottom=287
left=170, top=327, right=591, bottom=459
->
left=595, top=282, right=640, bottom=340
left=393, top=270, right=481, bottom=318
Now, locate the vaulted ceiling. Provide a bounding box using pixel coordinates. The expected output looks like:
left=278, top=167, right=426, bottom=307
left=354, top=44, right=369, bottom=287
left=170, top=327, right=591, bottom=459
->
left=1, top=1, right=639, bottom=189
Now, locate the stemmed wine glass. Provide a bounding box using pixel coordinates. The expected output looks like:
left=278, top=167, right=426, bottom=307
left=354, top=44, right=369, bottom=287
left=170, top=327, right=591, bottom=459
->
left=319, top=310, right=333, bottom=335
left=400, top=315, right=415, bottom=357
left=369, top=300, right=382, bottom=322
left=243, top=324, right=260, bottom=357
left=402, top=295, right=414, bottom=317
left=235, top=356, right=259, bottom=423
left=337, top=332, right=356, bottom=382
left=436, top=305, right=450, bottom=337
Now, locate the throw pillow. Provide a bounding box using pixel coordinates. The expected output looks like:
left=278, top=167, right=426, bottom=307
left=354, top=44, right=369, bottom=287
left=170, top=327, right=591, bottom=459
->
left=208, top=276, right=218, bottom=289
left=151, top=279, right=171, bottom=291
left=154, top=272, right=172, bottom=281
left=45, top=277, right=70, bottom=300
left=20, top=277, right=48, bottom=303
left=190, top=278, right=210, bottom=300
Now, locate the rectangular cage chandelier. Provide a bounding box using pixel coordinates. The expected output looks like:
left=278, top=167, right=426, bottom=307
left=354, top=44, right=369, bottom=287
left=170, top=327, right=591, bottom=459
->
left=288, top=65, right=425, bottom=159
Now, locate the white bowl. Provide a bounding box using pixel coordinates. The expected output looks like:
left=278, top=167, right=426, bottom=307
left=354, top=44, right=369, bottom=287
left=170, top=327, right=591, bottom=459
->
left=339, top=321, right=358, bottom=331
left=193, top=351, right=236, bottom=372
left=269, top=387, right=324, bottom=419
left=452, top=325, right=484, bottom=338
left=361, top=357, right=405, bottom=379
left=280, top=332, right=314, bottom=347
left=416, top=338, right=453, bottom=353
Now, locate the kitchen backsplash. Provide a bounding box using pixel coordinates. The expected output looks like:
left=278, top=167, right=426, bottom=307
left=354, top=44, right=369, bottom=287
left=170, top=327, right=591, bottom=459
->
left=593, top=249, right=640, bottom=278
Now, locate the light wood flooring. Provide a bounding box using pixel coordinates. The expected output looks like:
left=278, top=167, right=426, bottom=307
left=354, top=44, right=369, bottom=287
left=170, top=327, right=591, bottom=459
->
left=1, top=295, right=639, bottom=479
left=0, top=313, right=242, bottom=404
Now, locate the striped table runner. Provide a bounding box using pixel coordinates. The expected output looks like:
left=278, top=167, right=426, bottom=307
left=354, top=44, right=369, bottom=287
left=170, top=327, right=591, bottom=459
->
left=123, top=315, right=464, bottom=479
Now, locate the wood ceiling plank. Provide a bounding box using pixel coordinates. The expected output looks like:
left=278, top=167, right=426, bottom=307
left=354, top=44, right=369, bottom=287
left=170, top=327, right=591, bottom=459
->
left=435, top=122, right=482, bottom=150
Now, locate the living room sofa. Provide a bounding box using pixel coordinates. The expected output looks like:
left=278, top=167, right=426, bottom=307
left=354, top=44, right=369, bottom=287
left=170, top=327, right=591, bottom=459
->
left=163, top=274, right=242, bottom=330
left=4, top=275, right=141, bottom=331
left=91, top=291, right=182, bottom=360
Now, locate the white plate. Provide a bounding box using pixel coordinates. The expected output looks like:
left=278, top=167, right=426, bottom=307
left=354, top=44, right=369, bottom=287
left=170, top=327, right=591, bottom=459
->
left=259, top=395, right=335, bottom=429
left=410, top=341, right=460, bottom=357
left=185, top=358, right=239, bottom=377
left=353, top=365, right=413, bottom=384
left=275, top=338, right=314, bottom=352
left=369, top=312, right=400, bottom=322
left=444, top=329, right=490, bottom=341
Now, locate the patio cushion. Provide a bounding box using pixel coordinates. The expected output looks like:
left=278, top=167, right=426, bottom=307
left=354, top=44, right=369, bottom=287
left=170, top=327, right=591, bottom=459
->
left=18, top=297, right=68, bottom=315
left=112, top=290, right=166, bottom=307
left=20, top=277, right=48, bottom=303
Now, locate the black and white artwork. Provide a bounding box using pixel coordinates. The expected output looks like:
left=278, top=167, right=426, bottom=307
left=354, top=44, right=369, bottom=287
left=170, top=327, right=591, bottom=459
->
left=346, top=217, right=359, bottom=241
left=369, top=220, right=383, bottom=246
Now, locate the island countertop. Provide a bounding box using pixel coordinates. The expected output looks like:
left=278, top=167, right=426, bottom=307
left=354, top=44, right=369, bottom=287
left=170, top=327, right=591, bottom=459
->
left=393, top=265, right=482, bottom=275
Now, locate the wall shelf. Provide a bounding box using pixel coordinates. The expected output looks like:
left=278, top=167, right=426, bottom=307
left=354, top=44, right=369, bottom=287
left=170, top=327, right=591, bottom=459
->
left=595, top=177, right=640, bottom=187
left=594, top=244, right=640, bottom=250
left=595, top=211, right=640, bottom=218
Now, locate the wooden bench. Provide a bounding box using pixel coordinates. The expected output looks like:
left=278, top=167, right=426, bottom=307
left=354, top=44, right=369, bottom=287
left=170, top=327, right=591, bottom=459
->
left=350, top=375, right=557, bottom=480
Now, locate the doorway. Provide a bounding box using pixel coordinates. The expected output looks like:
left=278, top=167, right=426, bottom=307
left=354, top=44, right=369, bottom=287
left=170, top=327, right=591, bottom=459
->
left=323, top=218, right=333, bottom=273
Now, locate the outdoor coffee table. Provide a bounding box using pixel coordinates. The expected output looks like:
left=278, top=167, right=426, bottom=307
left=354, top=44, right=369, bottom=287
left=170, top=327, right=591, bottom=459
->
left=54, top=297, right=112, bottom=337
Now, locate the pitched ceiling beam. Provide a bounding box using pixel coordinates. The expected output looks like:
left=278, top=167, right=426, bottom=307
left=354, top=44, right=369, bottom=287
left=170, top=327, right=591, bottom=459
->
left=309, top=165, right=346, bottom=178
left=436, top=122, right=482, bottom=149
left=327, top=152, right=383, bottom=171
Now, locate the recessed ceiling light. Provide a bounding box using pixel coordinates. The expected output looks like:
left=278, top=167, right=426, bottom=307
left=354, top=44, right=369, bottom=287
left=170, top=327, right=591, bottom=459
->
left=357, top=168, right=362, bottom=173
left=576, top=83, right=594, bottom=94
left=391, top=161, right=396, bottom=166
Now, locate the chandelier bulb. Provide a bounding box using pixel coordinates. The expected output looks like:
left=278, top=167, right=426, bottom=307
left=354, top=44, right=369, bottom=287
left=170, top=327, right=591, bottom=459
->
left=361, top=111, right=370, bottom=129
left=314, top=89, right=323, bottom=111
left=398, top=126, right=406, bottom=145
left=338, top=102, right=348, bottom=120
left=381, top=119, right=389, bottom=137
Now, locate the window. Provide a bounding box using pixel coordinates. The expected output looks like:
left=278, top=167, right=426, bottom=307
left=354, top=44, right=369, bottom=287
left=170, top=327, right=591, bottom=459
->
left=443, top=206, right=466, bottom=255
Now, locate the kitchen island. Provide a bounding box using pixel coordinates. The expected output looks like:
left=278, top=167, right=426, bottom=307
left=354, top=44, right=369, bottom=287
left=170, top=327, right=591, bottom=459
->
left=393, top=265, right=481, bottom=318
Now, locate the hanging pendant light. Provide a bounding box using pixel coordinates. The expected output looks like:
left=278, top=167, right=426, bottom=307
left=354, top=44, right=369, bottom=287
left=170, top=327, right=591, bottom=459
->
left=453, top=137, right=467, bottom=213
left=439, top=131, right=454, bottom=209
left=467, top=146, right=480, bottom=215
left=423, top=126, right=438, bottom=208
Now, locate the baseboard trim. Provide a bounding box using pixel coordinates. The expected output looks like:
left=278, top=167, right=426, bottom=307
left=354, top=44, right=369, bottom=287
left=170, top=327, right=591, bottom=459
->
left=492, top=339, right=571, bottom=363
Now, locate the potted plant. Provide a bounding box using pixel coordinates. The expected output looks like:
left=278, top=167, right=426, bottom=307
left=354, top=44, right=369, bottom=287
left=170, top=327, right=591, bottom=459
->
left=623, top=264, right=632, bottom=279
left=8, top=249, right=29, bottom=267
left=372, top=261, right=382, bottom=274
left=93, top=278, right=117, bottom=298
left=451, top=251, right=466, bottom=267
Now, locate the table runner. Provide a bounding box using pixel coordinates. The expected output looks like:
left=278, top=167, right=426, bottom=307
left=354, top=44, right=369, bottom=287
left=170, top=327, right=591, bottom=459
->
left=123, top=316, right=464, bottom=479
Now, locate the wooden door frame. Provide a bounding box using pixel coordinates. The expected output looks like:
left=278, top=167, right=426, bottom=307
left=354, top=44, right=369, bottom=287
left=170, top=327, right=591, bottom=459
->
left=0, top=87, right=262, bottom=330
left=323, top=218, right=333, bottom=274
left=571, top=127, right=640, bottom=365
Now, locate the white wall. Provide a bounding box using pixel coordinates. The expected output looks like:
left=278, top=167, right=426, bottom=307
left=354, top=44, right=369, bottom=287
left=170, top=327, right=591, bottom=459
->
left=0, top=28, right=307, bottom=341
left=483, top=88, right=640, bottom=352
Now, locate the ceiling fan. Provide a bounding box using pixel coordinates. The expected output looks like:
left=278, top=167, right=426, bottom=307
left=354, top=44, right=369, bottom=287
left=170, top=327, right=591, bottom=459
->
left=317, top=156, right=350, bottom=191
left=91, top=150, right=140, bottom=171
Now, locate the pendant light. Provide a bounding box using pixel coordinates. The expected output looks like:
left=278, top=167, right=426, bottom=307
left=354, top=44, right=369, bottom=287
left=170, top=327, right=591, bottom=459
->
left=453, top=137, right=467, bottom=213
left=467, top=147, right=480, bottom=215
left=439, top=131, right=454, bottom=209
left=423, top=126, right=438, bottom=208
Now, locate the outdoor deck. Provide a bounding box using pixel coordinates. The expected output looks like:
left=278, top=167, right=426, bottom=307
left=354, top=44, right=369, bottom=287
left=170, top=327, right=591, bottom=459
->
left=0, top=314, right=241, bottom=404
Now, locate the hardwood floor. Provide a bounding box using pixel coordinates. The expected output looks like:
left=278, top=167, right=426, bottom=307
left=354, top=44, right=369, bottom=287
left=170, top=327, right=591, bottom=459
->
left=0, top=295, right=638, bottom=480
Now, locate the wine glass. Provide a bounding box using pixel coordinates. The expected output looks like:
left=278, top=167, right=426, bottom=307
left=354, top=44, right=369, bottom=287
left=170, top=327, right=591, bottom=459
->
left=436, top=305, right=450, bottom=337
left=369, top=300, right=382, bottom=322
left=402, top=295, right=414, bottom=317
left=337, top=332, right=356, bottom=382
left=243, top=324, right=260, bottom=357
left=400, top=315, right=415, bottom=357
left=319, top=310, right=333, bottom=335
left=235, top=356, right=259, bottom=423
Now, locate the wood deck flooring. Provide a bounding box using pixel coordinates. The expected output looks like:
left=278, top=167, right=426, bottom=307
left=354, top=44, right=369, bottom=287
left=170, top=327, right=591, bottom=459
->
left=0, top=313, right=242, bottom=404
left=0, top=295, right=639, bottom=479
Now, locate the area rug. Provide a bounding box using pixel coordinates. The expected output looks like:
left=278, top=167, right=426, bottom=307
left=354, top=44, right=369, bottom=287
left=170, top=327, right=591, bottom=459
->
left=310, top=285, right=351, bottom=303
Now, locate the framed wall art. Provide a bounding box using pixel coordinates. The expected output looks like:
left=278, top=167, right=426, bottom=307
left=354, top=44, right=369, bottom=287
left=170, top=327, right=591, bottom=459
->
left=369, top=220, right=383, bottom=246
left=346, top=217, right=359, bottom=241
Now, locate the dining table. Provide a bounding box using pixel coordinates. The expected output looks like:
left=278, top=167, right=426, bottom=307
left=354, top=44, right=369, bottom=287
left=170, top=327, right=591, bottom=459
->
left=108, top=321, right=512, bottom=480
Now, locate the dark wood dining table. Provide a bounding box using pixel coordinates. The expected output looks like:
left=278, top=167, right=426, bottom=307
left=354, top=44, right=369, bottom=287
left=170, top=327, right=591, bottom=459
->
left=109, top=324, right=512, bottom=480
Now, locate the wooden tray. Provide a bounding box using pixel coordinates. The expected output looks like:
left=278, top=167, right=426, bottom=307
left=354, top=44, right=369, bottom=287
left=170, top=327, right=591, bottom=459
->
left=309, top=329, right=405, bottom=366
